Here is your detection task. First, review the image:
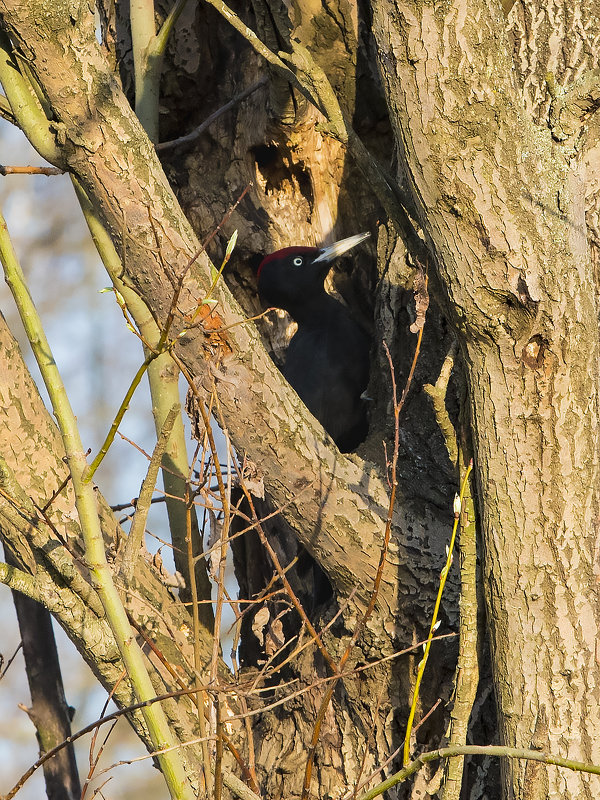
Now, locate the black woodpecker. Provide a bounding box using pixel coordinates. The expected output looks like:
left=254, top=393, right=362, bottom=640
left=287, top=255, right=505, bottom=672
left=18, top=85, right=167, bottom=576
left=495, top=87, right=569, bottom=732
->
left=257, top=232, right=371, bottom=452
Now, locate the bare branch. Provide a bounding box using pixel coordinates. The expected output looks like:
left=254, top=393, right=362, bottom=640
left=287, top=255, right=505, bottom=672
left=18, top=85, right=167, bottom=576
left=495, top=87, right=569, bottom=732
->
left=0, top=164, right=63, bottom=174
left=157, top=78, right=267, bottom=152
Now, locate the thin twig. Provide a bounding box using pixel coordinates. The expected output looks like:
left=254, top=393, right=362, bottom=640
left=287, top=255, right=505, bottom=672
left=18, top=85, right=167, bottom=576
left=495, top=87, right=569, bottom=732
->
left=157, top=78, right=267, bottom=151
left=0, top=164, right=64, bottom=175
left=237, top=477, right=337, bottom=674
left=394, top=315, right=425, bottom=418
left=212, top=429, right=232, bottom=800
left=351, top=689, right=387, bottom=800
left=81, top=718, right=118, bottom=800
left=121, top=404, right=179, bottom=580
left=357, top=744, right=600, bottom=800
left=228, top=604, right=259, bottom=790
left=0, top=641, right=22, bottom=679
left=403, top=462, right=473, bottom=765
left=186, top=425, right=213, bottom=797
left=40, top=474, right=71, bottom=513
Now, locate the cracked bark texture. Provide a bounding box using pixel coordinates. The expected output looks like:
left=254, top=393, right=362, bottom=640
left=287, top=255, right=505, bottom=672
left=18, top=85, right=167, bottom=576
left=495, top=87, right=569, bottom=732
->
left=0, top=1, right=456, bottom=797
left=0, top=0, right=598, bottom=798
left=371, top=0, right=600, bottom=798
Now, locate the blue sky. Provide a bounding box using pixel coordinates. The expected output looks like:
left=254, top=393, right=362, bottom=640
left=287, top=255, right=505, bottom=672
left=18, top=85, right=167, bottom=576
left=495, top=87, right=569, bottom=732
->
left=0, top=119, right=184, bottom=799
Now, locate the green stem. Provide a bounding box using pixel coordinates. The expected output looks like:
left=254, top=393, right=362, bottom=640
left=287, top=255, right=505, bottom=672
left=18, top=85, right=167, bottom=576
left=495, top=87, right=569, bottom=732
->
left=0, top=31, right=63, bottom=165
left=403, top=462, right=473, bottom=765
left=154, top=0, right=191, bottom=58
left=85, top=352, right=158, bottom=483
left=358, top=744, right=600, bottom=800
left=442, top=457, right=478, bottom=798
left=72, top=176, right=213, bottom=629
left=0, top=211, right=194, bottom=800
left=130, top=0, right=159, bottom=142
left=131, top=0, right=190, bottom=143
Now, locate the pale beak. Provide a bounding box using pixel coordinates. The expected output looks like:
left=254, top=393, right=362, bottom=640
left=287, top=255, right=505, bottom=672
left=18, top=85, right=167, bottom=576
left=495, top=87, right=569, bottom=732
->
left=312, top=232, right=370, bottom=264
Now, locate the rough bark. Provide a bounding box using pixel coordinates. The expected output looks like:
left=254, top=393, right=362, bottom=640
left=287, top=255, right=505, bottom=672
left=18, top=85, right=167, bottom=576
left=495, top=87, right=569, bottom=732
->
left=371, top=1, right=600, bottom=797
left=0, top=1, right=459, bottom=797
left=1, top=0, right=598, bottom=798
left=0, top=314, right=224, bottom=779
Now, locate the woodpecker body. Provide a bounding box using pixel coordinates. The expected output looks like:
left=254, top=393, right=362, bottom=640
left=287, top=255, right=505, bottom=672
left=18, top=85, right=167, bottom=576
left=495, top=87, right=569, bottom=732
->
left=258, top=234, right=370, bottom=452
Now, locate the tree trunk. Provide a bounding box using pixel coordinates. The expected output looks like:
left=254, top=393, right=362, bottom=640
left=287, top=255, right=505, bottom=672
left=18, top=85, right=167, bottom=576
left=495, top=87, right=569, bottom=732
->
left=371, top=1, right=600, bottom=796
left=7, top=553, right=81, bottom=800
left=0, top=0, right=599, bottom=798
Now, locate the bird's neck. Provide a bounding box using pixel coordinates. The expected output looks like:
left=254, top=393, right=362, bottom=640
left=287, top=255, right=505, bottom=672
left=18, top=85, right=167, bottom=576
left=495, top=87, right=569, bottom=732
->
left=288, top=291, right=344, bottom=328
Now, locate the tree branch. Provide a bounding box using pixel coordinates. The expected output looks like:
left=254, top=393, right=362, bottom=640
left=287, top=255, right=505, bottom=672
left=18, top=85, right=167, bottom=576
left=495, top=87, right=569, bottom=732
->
left=0, top=310, right=234, bottom=785
left=357, top=744, right=600, bottom=800
left=0, top=0, right=445, bottom=623
left=0, top=206, right=194, bottom=800
left=0, top=30, right=63, bottom=165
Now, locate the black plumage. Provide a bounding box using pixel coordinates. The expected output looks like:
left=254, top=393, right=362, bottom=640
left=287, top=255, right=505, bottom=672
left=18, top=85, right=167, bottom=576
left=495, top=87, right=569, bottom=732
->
left=257, top=233, right=370, bottom=451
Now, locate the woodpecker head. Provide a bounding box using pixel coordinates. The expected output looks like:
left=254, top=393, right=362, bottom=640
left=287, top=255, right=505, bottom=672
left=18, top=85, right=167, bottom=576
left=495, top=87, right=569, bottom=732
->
left=257, top=232, right=370, bottom=315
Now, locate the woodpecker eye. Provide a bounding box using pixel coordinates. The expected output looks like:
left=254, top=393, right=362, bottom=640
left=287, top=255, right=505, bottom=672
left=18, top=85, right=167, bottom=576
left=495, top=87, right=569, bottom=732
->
left=292, top=256, right=303, bottom=266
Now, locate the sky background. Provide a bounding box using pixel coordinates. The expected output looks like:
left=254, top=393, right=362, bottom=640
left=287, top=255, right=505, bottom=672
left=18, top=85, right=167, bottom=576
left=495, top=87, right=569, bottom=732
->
left=0, top=117, right=222, bottom=799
